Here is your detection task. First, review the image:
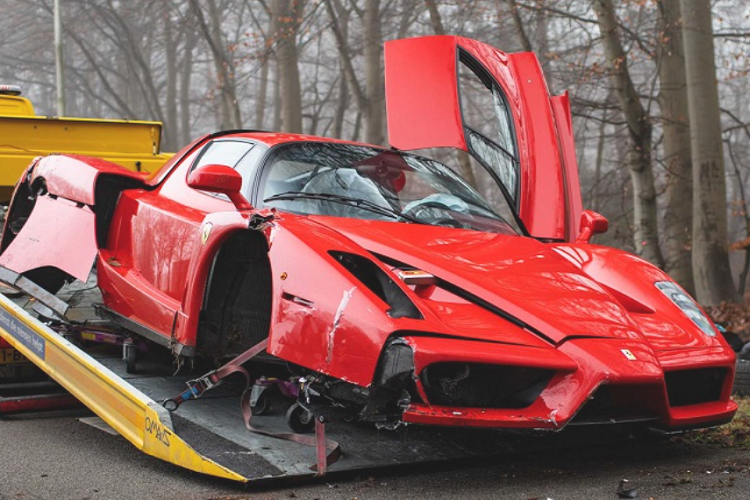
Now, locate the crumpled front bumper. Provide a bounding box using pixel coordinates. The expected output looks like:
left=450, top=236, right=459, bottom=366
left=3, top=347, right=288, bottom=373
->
left=399, top=336, right=737, bottom=430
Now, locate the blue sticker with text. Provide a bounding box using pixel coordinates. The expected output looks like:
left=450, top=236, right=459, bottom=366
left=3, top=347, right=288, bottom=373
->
left=0, top=308, right=46, bottom=360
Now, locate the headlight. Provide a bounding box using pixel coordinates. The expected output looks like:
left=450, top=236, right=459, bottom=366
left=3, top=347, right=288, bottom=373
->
left=655, top=281, right=715, bottom=337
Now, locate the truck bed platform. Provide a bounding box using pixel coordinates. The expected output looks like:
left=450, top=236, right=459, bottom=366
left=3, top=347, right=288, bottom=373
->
left=0, top=282, right=517, bottom=484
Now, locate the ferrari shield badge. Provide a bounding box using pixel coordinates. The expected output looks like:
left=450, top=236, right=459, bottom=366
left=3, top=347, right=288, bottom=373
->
left=201, top=223, right=213, bottom=245
left=621, top=349, right=637, bottom=361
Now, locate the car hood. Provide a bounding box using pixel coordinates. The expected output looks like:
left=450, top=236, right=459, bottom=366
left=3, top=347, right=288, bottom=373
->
left=310, top=216, right=648, bottom=345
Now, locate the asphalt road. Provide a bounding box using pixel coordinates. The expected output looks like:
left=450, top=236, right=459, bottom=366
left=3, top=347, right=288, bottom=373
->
left=2, top=411, right=750, bottom=500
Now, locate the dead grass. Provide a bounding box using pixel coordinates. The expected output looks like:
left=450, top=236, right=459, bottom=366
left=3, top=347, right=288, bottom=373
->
left=679, top=396, right=750, bottom=447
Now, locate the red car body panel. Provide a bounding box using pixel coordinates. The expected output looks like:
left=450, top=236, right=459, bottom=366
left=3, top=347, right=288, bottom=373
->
left=552, top=244, right=721, bottom=350
left=549, top=92, right=584, bottom=242
left=0, top=35, right=738, bottom=433
left=320, top=216, right=644, bottom=344
left=0, top=194, right=97, bottom=282
left=32, top=154, right=146, bottom=205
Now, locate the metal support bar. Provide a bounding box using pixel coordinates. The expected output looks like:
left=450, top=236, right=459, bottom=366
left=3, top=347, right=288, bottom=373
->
left=315, top=417, right=327, bottom=476
left=0, top=393, right=82, bottom=415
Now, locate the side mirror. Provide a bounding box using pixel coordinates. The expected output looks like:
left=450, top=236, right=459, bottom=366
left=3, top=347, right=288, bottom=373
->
left=187, top=164, right=252, bottom=210
left=576, top=210, right=608, bottom=244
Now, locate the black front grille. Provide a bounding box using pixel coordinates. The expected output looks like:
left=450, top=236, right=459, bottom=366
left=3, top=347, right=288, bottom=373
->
left=665, top=368, right=726, bottom=407
left=569, top=384, right=661, bottom=425
left=420, top=362, right=553, bottom=409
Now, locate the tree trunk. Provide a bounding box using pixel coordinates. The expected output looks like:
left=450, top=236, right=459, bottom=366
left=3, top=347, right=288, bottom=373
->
left=424, top=0, right=445, bottom=35
left=272, top=58, right=282, bottom=131
left=727, top=139, right=750, bottom=296
left=658, top=0, right=695, bottom=295
left=331, top=5, right=350, bottom=139
left=180, top=23, right=196, bottom=146
left=363, top=0, right=384, bottom=145
left=190, top=0, right=242, bottom=130
left=534, top=7, right=551, bottom=77
left=163, top=6, right=178, bottom=151
left=255, top=58, right=270, bottom=130
left=592, top=112, right=607, bottom=212
left=508, top=0, right=533, bottom=52
left=681, top=0, right=739, bottom=304
left=593, top=0, right=665, bottom=268
left=272, top=0, right=304, bottom=133
left=324, top=0, right=383, bottom=144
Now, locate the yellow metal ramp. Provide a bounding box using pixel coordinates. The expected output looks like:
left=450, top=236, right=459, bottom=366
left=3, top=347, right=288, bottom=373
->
left=0, top=293, right=248, bottom=481
left=0, top=285, right=520, bottom=485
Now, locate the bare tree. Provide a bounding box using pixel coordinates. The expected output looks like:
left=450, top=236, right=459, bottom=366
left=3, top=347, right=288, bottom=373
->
left=324, top=0, right=385, bottom=144
left=593, top=0, right=665, bottom=267
left=424, top=0, right=445, bottom=35
left=272, top=0, right=304, bottom=133
left=362, top=0, right=384, bottom=144
left=658, top=0, right=694, bottom=294
left=681, top=0, right=739, bottom=303
left=190, top=0, right=243, bottom=130
left=163, top=5, right=179, bottom=150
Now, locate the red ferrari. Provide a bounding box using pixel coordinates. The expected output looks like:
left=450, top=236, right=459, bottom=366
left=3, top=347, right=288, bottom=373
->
left=0, top=36, right=737, bottom=432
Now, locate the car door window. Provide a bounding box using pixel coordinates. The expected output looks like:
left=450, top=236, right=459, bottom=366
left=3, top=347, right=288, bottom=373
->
left=458, top=55, right=520, bottom=205
left=192, top=140, right=255, bottom=172
left=233, top=144, right=266, bottom=197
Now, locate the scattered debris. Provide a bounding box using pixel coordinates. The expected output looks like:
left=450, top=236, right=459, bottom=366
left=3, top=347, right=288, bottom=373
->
left=663, top=472, right=693, bottom=487
left=617, top=478, right=638, bottom=498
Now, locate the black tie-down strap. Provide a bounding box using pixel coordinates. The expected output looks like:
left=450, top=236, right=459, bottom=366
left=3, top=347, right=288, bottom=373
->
left=162, top=339, right=341, bottom=475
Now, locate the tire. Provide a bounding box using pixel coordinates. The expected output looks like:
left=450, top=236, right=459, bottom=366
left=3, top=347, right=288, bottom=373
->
left=733, top=358, right=750, bottom=396
left=285, top=402, right=316, bottom=433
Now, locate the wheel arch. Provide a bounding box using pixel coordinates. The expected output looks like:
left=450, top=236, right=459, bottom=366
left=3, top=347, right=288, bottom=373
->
left=175, top=212, right=272, bottom=352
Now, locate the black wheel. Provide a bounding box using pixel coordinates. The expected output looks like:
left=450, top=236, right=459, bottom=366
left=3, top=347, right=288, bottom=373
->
left=124, top=342, right=137, bottom=374
left=286, top=402, right=315, bottom=433
left=251, top=392, right=270, bottom=416
left=734, top=359, right=750, bottom=395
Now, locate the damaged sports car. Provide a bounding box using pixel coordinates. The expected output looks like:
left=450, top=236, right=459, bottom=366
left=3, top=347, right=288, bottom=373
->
left=0, top=36, right=737, bottom=432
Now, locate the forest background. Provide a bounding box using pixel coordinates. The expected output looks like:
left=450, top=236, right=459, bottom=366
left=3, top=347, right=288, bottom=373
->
left=2, top=0, right=749, bottom=320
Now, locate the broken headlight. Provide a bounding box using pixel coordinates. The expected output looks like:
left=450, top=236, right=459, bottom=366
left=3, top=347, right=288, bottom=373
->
left=655, top=281, right=716, bottom=337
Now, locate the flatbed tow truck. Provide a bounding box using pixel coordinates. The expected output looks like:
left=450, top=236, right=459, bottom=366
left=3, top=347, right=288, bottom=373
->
left=0, top=277, right=523, bottom=484
left=0, top=85, right=170, bottom=202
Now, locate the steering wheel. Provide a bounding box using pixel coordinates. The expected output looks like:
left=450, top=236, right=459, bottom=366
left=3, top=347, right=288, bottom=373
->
left=400, top=200, right=467, bottom=228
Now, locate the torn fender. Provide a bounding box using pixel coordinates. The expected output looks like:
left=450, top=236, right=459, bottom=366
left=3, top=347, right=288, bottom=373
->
left=32, top=154, right=146, bottom=205
left=0, top=194, right=97, bottom=282
left=262, top=214, right=430, bottom=387
left=0, top=153, right=146, bottom=299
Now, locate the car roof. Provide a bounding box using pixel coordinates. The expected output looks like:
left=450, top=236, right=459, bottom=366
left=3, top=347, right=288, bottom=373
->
left=217, top=131, right=383, bottom=150
left=145, top=130, right=388, bottom=186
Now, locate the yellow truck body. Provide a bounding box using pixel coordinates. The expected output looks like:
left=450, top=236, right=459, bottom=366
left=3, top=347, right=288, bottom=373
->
left=0, top=93, right=172, bottom=202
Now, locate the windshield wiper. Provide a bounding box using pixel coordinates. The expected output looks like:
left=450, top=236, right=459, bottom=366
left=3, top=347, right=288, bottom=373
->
left=263, top=191, right=425, bottom=225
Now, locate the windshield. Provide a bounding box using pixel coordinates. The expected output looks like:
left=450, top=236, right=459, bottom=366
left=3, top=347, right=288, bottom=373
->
left=261, top=142, right=518, bottom=235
